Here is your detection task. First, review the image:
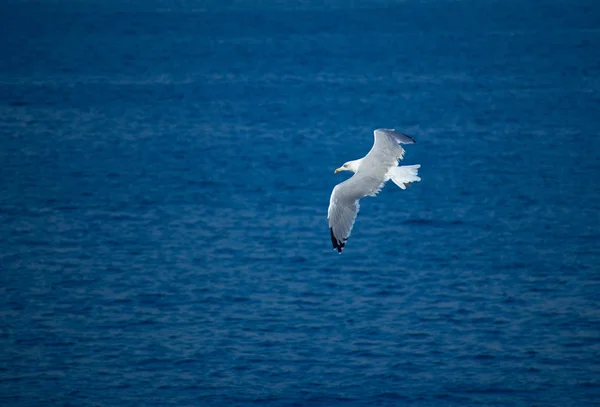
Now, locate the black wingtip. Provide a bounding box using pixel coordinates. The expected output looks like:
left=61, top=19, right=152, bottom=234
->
left=402, top=133, right=416, bottom=144
left=378, top=128, right=416, bottom=144
left=330, top=228, right=346, bottom=254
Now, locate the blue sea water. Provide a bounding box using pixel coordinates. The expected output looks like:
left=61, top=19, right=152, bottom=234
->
left=1, top=0, right=600, bottom=405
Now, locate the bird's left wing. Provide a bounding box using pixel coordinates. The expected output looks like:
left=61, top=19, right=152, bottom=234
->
left=328, top=175, right=383, bottom=253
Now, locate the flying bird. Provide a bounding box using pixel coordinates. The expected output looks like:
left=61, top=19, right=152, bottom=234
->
left=328, top=129, right=421, bottom=253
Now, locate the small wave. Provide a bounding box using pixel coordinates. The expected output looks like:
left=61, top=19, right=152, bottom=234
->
left=402, top=219, right=465, bottom=226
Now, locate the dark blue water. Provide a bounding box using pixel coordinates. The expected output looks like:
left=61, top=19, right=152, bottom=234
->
left=1, top=0, right=600, bottom=405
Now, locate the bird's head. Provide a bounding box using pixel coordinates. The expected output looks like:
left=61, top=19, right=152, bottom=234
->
left=334, top=159, right=361, bottom=174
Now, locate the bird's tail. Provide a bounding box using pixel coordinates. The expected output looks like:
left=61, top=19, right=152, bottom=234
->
left=388, top=164, right=421, bottom=190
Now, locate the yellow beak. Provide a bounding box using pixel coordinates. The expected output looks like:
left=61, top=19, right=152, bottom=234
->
left=334, top=168, right=343, bottom=174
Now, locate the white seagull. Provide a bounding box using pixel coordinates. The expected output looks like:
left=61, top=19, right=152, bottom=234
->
left=328, top=129, right=421, bottom=253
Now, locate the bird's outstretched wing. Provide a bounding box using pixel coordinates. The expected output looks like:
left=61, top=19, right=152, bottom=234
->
left=328, top=175, right=383, bottom=253
left=374, top=128, right=416, bottom=145
left=366, top=129, right=416, bottom=167
left=328, top=195, right=358, bottom=253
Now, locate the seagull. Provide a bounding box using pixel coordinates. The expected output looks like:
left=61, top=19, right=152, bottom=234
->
left=328, top=129, right=421, bottom=253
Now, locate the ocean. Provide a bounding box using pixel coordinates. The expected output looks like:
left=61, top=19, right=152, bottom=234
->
left=1, top=0, right=599, bottom=405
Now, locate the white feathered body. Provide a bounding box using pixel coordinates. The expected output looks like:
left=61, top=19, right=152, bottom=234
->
left=327, top=129, right=421, bottom=253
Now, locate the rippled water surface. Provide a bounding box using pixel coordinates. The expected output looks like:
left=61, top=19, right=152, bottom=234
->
left=1, top=0, right=600, bottom=405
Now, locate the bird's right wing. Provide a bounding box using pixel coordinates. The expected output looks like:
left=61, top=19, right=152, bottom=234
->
left=374, top=128, right=416, bottom=145
left=365, top=129, right=416, bottom=167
